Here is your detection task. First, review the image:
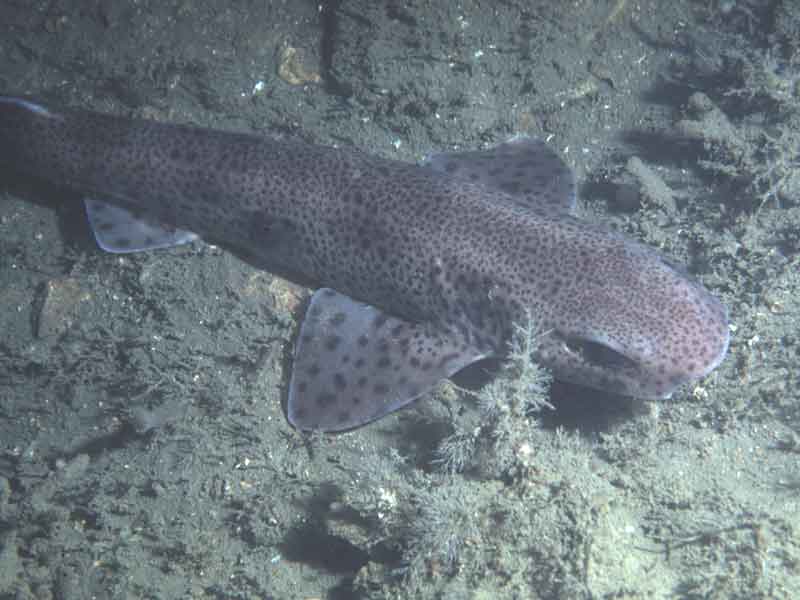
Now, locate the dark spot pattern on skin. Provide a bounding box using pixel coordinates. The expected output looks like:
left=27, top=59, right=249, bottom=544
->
left=316, top=392, right=336, bottom=407
left=20, top=106, right=728, bottom=427
left=333, top=372, right=347, bottom=390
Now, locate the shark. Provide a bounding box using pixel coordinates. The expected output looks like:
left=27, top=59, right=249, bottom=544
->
left=0, top=96, right=730, bottom=432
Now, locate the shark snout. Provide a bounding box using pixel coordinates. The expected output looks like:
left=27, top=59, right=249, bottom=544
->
left=648, top=279, right=730, bottom=395
left=612, top=276, right=730, bottom=398
left=536, top=263, right=730, bottom=400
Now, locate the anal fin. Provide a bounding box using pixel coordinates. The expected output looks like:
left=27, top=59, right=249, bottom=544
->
left=84, top=198, right=198, bottom=253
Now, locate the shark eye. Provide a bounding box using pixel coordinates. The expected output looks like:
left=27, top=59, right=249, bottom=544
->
left=564, top=337, right=638, bottom=371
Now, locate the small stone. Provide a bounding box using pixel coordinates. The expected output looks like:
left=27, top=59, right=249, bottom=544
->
left=36, top=277, right=92, bottom=339
left=278, top=46, right=321, bottom=85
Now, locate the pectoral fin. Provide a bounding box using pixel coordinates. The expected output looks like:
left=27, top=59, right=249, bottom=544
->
left=288, top=288, right=487, bottom=432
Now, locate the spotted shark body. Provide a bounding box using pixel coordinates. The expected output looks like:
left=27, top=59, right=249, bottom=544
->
left=0, top=96, right=729, bottom=431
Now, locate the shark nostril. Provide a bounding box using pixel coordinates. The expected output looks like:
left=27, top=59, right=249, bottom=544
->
left=564, top=337, right=638, bottom=371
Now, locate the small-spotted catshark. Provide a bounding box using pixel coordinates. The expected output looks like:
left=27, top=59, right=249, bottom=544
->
left=0, top=96, right=729, bottom=431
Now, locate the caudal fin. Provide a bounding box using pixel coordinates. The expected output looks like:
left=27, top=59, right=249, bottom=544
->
left=0, top=96, right=57, bottom=118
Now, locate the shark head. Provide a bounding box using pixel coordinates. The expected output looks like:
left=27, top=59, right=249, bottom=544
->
left=533, top=236, right=729, bottom=399
left=419, top=136, right=729, bottom=402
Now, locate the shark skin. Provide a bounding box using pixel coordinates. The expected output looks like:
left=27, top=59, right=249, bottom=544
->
left=0, top=96, right=730, bottom=431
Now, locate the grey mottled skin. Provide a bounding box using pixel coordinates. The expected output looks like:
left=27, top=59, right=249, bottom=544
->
left=0, top=97, right=729, bottom=431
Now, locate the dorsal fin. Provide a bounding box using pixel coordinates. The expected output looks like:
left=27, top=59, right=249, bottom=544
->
left=423, top=136, right=576, bottom=217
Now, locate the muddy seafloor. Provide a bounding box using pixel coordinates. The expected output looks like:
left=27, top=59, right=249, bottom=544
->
left=0, top=1, right=799, bottom=599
